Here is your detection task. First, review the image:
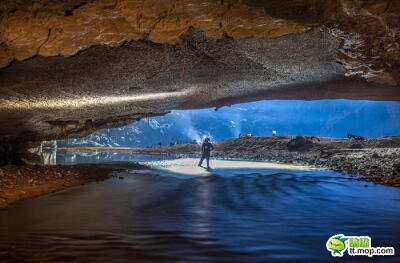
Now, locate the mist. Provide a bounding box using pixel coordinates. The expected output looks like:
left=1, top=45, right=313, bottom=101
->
left=59, top=99, right=400, bottom=148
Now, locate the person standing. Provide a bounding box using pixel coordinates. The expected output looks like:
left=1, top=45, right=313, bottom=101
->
left=198, top=137, right=214, bottom=169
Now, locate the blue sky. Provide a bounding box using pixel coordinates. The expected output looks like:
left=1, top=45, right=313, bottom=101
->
left=61, top=100, right=400, bottom=147
left=166, top=99, right=400, bottom=141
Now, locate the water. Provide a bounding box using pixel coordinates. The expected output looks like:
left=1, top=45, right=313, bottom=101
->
left=38, top=150, right=169, bottom=165
left=0, top=154, right=399, bottom=262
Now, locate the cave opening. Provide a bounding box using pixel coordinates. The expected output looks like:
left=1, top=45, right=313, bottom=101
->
left=1, top=0, right=400, bottom=261
left=32, top=98, right=399, bottom=167
left=59, top=99, right=400, bottom=148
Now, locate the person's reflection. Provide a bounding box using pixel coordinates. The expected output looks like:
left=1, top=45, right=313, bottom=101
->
left=41, top=148, right=56, bottom=165
left=192, top=177, right=212, bottom=237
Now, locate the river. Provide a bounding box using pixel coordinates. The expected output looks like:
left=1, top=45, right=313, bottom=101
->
left=0, top=152, right=399, bottom=262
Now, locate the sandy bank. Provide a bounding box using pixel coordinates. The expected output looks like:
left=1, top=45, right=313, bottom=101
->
left=144, top=158, right=313, bottom=175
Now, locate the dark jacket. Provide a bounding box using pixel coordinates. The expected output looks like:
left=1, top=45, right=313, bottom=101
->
left=201, top=142, right=214, bottom=156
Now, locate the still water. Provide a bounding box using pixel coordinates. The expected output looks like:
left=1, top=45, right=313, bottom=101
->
left=0, top=153, right=399, bottom=262
left=56, top=150, right=169, bottom=165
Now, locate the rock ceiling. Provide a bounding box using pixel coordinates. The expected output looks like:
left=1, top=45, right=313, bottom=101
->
left=1, top=0, right=399, bottom=85
left=0, top=0, right=399, bottom=142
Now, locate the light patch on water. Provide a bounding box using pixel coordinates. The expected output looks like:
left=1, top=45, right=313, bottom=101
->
left=142, top=158, right=314, bottom=175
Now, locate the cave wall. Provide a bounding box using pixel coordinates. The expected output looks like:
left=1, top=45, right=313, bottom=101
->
left=0, top=0, right=399, bottom=152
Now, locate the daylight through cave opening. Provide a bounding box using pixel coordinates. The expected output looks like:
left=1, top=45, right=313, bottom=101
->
left=1, top=1, right=400, bottom=260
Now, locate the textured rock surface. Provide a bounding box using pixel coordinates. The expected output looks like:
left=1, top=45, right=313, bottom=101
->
left=1, top=28, right=398, bottom=144
left=0, top=0, right=399, bottom=85
left=0, top=0, right=399, bottom=152
left=251, top=0, right=400, bottom=86
left=0, top=0, right=308, bottom=60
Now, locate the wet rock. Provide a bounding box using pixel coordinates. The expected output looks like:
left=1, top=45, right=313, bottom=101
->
left=394, top=164, right=400, bottom=175
left=320, top=150, right=333, bottom=158
left=287, top=136, right=313, bottom=151
left=350, top=143, right=363, bottom=149
left=372, top=153, right=380, bottom=158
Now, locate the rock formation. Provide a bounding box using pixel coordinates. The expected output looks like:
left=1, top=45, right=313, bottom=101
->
left=0, top=0, right=399, bottom=162
left=1, top=0, right=399, bottom=85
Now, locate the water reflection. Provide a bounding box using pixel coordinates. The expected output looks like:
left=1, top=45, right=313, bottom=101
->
left=29, top=141, right=57, bottom=165
left=0, top=165, right=399, bottom=262
left=55, top=151, right=168, bottom=165
left=192, top=176, right=212, bottom=237
left=41, top=149, right=56, bottom=165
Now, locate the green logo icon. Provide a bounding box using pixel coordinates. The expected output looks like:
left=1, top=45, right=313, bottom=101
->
left=326, top=234, right=348, bottom=257
left=326, top=234, right=395, bottom=257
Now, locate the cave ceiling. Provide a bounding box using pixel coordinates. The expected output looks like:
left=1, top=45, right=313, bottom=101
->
left=0, top=0, right=399, bottom=142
